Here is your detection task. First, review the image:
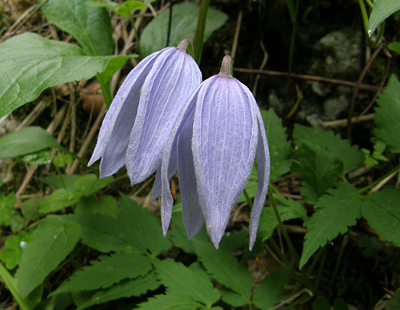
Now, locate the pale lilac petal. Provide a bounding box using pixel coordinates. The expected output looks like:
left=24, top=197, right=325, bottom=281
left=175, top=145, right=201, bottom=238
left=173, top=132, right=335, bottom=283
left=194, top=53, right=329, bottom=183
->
left=249, top=108, right=270, bottom=250
left=160, top=89, right=200, bottom=236
left=88, top=50, right=161, bottom=175
left=177, top=104, right=204, bottom=239
left=192, top=77, right=258, bottom=248
left=151, top=145, right=177, bottom=201
left=126, top=48, right=202, bottom=185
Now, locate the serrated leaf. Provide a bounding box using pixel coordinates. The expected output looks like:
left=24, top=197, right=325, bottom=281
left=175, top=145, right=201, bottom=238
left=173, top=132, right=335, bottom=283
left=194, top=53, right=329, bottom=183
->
left=299, top=183, right=362, bottom=268
left=152, top=258, right=220, bottom=307
left=292, top=142, right=343, bottom=204
left=39, top=189, right=82, bottom=214
left=52, top=251, right=151, bottom=295
left=362, top=187, right=400, bottom=246
left=0, top=232, right=30, bottom=269
left=16, top=216, right=81, bottom=297
left=138, top=293, right=201, bottom=310
left=0, top=127, right=63, bottom=158
left=43, top=174, right=81, bottom=191
left=76, top=271, right=159, bottom=310
left=140, top=2, right=227, bottom=56
left=40, top=0, right=113, bottom=56
left=193, top=240, right=252, bottom=302
left=73, top=174, right=113, bottom=196
left=261, top=109, right=292, bottom=179
left=293, top=124, right=363, bottom=174
left=368, top=0, right=400, bottom=36
left=258, top=195, right=307, bottom=242
left=374, top=75, right=400, bottom=153
left=75, top=195, right=119, bottom=218
left=253, top=263, right=291, bottom=309
left=0, top=33, right=129, bottom=118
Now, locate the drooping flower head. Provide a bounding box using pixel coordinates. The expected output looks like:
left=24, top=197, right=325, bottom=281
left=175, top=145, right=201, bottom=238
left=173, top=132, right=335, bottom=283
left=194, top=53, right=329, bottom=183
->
left=160, top=55, right=270, bottom=250
left=88, top=40, right=202, bottom=185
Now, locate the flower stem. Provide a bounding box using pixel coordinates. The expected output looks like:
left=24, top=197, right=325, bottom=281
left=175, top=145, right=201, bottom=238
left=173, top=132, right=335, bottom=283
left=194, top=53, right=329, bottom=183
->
left=193, top=0, right=210, bottom=65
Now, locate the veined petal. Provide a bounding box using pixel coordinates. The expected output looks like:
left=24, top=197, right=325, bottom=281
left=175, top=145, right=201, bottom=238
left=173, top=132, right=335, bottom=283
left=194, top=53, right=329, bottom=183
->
left=126, top=48, right=202, bottom=185
left=177, top=103, right=204, bottom=239
left=249, top=97, right=271, bottom=250
left=88, top=50, right=161, bottom=175
left=192, top=76, right=258, bottom=248
left=160, top=88, right=200, bottom=236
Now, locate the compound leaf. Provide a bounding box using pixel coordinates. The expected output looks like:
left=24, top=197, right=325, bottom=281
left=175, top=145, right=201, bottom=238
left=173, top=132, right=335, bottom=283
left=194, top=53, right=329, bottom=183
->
left=300, top=183, right=362, bottom=268
left=373, top=75, right=400, bottom=153
left=16, top=216, right=81, bottom=298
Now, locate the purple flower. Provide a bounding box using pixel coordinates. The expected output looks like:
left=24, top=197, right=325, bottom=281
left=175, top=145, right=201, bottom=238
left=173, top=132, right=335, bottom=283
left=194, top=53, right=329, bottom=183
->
left=160, top=55, right=270, bottom=250
left=88, top=40, right=202, bottom=184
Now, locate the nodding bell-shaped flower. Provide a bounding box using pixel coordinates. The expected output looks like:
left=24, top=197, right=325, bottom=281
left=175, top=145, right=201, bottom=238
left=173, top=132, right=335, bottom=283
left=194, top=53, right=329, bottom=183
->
left=88, top=40, right=202, bottom=185
left=160, top=55, right=270, bottom=250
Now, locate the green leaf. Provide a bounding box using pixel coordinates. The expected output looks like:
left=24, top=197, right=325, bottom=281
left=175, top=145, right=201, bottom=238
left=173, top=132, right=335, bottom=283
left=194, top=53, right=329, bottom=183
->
left=0, top=33, right=129, bottom=118
left=0, top=127, right=63, bottom=158
left=386, top=288, right=400, bottom=310
left=258, top=195, right=307, bottom=242
left=388, top=42, right=400, bottom=54
left=87, top=0, right=146, bottom=17
left=39, top=189, right=82, bottom=214
left=193, top=241, right=252, bottom=303
left=362, top=187, right=400, bottom=246
left=76, top=272, right=159, bottom=310
left=152, top=259, right=220, bottom=308
left=20, top=150, right=52, bottom=165
left=140, top=2, right=228, bottom=57
left=40, top=0, right=113, bottom=56
left=75, top=195, right=119, bottom=218
left=0, top=193, right=25, bottom=233
left=138, top=293, right=201, bottom=310
left=374, top=75, right=400, bottom=153
left=293, top=124, right=364, bottom=174
left=314, top=296, right=331, bottom=310
left=261, top=109, right=292, bottom=180
left=21, top=198, right=43, bottom=221
left=300, top=183, right=362, bottom=268
left=368, top=0, right=400, bottom=36
left=73, top=174, right=113, bottom=196
left=253, top=264, right=291, bottom=309
left=43, top=174, right=81, bottom=191
left=52, top=152, right=73, bottom=168
left=292, top=142, right=343, bottom=204
left=52, top=251, right=152, bottom=295
left=237, top=181, right=258, bottom=203
left=16, top=216, right=81, bottom=298
left=0, top=232, right=30, bottom=270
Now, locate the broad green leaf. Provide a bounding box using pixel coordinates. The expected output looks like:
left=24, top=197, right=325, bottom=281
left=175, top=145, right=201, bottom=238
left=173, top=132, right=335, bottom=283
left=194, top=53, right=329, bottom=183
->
left=386, top=288, right=400, bottom=310
left=292, top=142, right=343, bottom=204
left=152, top=259, right=220, bottom=308
left=314, top=296, right=331, bottom=310
left=193, top=241, right=252, bottom=303
left=52, top=251, right=151, bottom=295
left=362, top=187, right=400, bottom=246
left=138, top=293, right=201, bottom=310
left=43, top=174, right=81, bottom=192
left=293, top=124, right=364, bottom=174
left=0, top=127, right=62, bottom=158
left=73, top=174, right=113, bottom=196
left=368, top=0, right=400, bottom=36
left=87, top=0, right=146, bottom=17
left=261, top=109, right=292, bottom=179
left=258, top=195, right=307, bottom=242
left=140, top=2, right=228, bottom=56
left=388, top=42, right=400, bottom=54
left=0, top=193, right=25, bottom=232
left=39, top=189, right=82, bottom=214
left=374, top=75, right=400, bottom=153
left=300, top=183, right=362, bottom=268
left=253, top=264, right=291, bottom=309
left=0, top=232, right=30, bottom=270
left=21, top=197, right=43, bottom=221
left=16, top=216, right=81, bottom=298
left=75, top=195, right=119, bottom=218
left=0, top=33, right=129, bottom=118
left=76, top=272, right=159, bottom=310
left=40, top=0, right=113, bottom=56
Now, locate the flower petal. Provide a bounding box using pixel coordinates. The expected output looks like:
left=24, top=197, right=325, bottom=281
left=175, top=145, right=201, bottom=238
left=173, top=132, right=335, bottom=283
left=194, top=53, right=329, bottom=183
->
left=192, top=77, right=258, bottom=248
left=160, top=88, right=200, bottom=236
left=126, top=48, right=202, bottom=185
left=249, top=100, right=271, bottom=250
left=88, top=50, right=161, bottom=176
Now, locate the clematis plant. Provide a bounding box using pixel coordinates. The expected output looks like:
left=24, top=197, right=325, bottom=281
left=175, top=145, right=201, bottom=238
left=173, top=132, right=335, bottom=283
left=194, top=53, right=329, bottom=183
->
left=160, top=55, right=270, bottom=250
left=88, top=39, right=202, bottom=185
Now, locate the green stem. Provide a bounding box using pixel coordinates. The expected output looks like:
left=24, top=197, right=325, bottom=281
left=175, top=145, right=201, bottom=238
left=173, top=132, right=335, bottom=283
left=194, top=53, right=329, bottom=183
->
left=97, top=73, right=112, bottom=109
left=358, top=0, right=370, bottom=35
left=243, top=188, right=253, bottom=209
left=0, top=263, right=31, bottom=310
left=193, top=0, right=210, bottom=65
left=358, top=163, right=400, bottom=194
left=287, top=0, right=299, bottom=74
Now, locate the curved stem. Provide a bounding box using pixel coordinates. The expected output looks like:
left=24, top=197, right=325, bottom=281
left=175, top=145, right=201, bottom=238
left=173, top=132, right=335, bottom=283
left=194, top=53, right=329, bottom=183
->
left=193, top=0, right=210, bottom=65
